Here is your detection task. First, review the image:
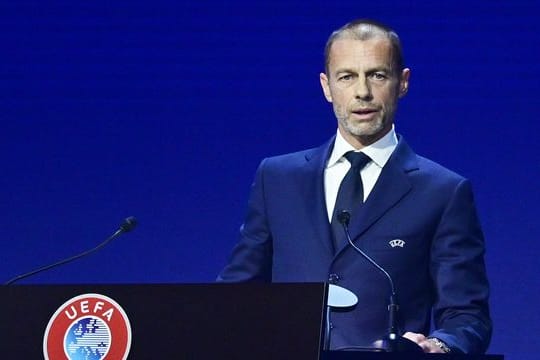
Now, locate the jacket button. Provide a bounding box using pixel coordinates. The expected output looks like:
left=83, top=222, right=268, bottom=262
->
left=328, top=273, right=340, bottom=284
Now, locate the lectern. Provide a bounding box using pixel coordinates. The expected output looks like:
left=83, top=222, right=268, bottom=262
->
left=1, top=283, right=327, bottom=359
left=0, top=283, right=502, bottom=360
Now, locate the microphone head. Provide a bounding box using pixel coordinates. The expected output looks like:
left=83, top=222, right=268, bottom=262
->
left=337, top=210, right=351, bottom=226
left=119, top=216, right=137, bottom=232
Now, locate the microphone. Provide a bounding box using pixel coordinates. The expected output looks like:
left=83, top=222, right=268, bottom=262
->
left=337, top=210, right=422, bottom=353
left=4, top=216, right=138, bottom=285
left=119, top=216, right=137, bottom=233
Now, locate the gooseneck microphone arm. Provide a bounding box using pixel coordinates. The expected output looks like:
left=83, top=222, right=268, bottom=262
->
left=337, top=211, right=401, bottom=348
left=4, top=216, right=137, bottom=285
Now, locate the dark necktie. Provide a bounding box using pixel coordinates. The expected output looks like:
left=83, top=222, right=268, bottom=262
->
left=331, top=151, right=371, bottom=252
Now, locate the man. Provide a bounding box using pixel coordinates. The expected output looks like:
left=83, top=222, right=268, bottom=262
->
left=218, top=19, right=491, bottom=354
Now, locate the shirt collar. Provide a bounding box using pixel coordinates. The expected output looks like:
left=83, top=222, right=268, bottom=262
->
left=327, top=125, right=398, bottom=169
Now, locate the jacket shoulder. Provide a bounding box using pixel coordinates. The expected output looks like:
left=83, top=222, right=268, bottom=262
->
left=260, top=138, right=332, bottom=173
left=415, top=155, right=467, bottom=185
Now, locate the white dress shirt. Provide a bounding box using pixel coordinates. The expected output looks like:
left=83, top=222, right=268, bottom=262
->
left=324, top=126, right=399, bottom=222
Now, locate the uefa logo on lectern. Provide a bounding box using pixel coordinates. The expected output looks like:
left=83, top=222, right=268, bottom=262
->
left=43, top=293, right=132, bottom=360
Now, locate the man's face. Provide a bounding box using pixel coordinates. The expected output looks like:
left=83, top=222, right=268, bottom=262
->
left=320, top=37, right=410, bottom=148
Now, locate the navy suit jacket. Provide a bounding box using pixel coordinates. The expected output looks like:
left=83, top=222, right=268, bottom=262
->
left=218, top=136, right=492, bottom=353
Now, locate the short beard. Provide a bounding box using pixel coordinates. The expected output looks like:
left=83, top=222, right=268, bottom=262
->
left=335, top=105, right=394, bottom=145
left=339, top=115, right=386, bottom=137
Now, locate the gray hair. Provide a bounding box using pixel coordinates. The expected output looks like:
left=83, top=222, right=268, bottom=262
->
left=324, top=19, right=404, bottom=75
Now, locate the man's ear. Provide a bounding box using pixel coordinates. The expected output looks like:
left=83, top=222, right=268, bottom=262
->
left=319, top=73, right=333, bottom=103
left=398, top=68, right=410, bottom=98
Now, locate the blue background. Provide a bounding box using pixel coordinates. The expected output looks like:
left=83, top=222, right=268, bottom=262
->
left=1, top=1, right=538, bottom=359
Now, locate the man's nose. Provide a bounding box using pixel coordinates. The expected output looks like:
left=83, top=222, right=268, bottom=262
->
left=354, top=78, right=372, bottom=100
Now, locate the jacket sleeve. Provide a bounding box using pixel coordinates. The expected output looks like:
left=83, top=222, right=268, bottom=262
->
left=428, top=178, right=492, bottom=353
left=217, top=159, right=273, bottom=282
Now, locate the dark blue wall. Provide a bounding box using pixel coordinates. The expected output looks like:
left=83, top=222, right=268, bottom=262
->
left=1, top=1, right=538, bottom=359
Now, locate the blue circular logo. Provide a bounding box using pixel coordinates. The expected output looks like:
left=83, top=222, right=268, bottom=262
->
left=44, top=294, right=131, bottom=360
left=64, top=316, right=111, bottom=360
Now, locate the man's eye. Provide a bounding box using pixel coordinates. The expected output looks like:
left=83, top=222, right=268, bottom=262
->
left=371, top=72, right=387, bottom=80
left=338, top=74, right=353, bottom=81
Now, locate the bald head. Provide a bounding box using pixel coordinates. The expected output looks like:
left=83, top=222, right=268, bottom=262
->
left=324, top=19, right=404, bottom=76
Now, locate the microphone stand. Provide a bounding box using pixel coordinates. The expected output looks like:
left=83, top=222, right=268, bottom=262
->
left=5, top=217, right=137, bottom=285
left=337, top=211, right=422, bottom=353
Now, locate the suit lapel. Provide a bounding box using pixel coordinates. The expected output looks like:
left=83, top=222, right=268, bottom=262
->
left=302, top=137, right=335, bottom=255
left=335, top=136, right=419, bottom=254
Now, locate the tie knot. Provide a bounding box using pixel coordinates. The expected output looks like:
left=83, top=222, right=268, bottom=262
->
left=344, top=151, right=371, bottom=170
